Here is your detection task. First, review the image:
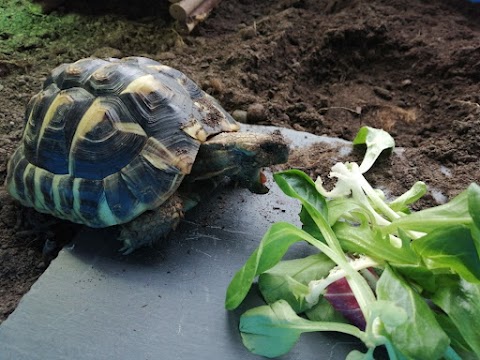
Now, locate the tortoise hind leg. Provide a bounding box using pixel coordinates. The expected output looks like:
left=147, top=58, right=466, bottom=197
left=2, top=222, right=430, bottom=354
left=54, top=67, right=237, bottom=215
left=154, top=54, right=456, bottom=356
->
left=118, top=193, right=184, bottom=254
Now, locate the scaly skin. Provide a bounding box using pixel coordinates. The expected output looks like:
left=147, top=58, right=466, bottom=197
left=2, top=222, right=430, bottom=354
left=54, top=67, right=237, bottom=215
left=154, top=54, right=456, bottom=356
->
left=189, top=131, right=289, bottom=193
left=118, top=192, right=185, bottom=254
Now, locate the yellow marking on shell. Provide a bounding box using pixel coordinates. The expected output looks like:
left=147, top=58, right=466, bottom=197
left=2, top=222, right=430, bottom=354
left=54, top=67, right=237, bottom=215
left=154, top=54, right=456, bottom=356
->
left=136, top=201, right=148, bottom=214
left=22, top=163, right=34, bottom=204
left=5, top=175, right=16, bottom=200
left=51, top=174, right=63, bottom=214
left=72, top=181, right=119, bottom=227
left=224, top=121, right=240, bottom=131
left=37, top=92, right=74, bottom=154
left=120, top=74, right=170, bottom=96
left=22, top=94, right=43, bottom=145
left=194, top=101, right=209, bottom=112
left=142, top=137, right=190, bottom=174
left=114, top=122, right=146, bottom=137
left=26, top=93, right=41, bottom=127
left=175, top=76, right=187, bottom=86
left=182, top=119, right=208, bottom=142
left=33, top=167, right=47, bottom=211
left=103, top=172, right=147, bottom=224
left=147, top=64, right=175, bottom=73
left=97, top=196, right=118, bottom=226
left=69, top=98, right=108, bottom=174
left=148, top=172, right=182, bottom=209
left=72, top=178, right=118, bottom=227
left=72, top=178, right=82, bottom=221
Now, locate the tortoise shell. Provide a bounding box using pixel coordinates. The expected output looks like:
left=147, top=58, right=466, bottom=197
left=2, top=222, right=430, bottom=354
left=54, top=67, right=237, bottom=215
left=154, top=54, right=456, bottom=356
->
left=6, top=57, right=239, bottom=228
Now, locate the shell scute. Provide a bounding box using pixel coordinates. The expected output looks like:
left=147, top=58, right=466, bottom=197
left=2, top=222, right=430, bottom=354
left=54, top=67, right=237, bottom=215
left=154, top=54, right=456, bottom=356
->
left=118, top=76, right=179, bottom=133
left=120, top=154, right=183, bottom=207
left=23, top=84, right=61, bottom=162
left=86, top=63, right=145, bottom=96
left=73, top=178, right=108, bottom=227
left=103, top=172, right=141, bottom=224
left=22, top=164, right=37, bottom=208
left=165, top=69, right=203, bottom=100
left=69, top=96, right=148, bottom=180
left=25, top=87, right=96, bottom=175
left=120, top=56, right=161, bottom=69
left=35, top=168, right=55, bottom=213
left=54, top=176, right=75, bottom=219
left=7, top=148, right=29, bottom=204
left=45, top=58, right=108, bottom=91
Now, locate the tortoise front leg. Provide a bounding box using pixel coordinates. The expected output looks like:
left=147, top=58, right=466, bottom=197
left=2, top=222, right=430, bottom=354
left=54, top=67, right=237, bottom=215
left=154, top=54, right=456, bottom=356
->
left=118, top=193, right=185, bottom=254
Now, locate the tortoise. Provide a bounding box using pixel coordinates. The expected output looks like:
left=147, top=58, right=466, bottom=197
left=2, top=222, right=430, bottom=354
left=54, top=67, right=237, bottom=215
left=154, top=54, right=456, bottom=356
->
left=5, top=57, right=288, bottom=254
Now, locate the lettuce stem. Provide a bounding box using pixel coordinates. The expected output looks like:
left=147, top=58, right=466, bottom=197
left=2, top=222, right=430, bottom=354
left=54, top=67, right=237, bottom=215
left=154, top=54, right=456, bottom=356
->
left=306, top=256, right=379, bottom=305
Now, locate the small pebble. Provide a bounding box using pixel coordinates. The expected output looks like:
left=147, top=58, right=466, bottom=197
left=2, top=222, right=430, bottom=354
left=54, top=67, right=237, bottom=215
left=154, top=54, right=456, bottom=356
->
left=208, top=78, right=224, bottom=94
left=247, top=103, right=267, bottom=122
left=277, top=113, right=290, bottom=124
left=155, top=51, right=176, bottom=61
left=232, top=110, right=248, bottom=123
left=92, top=47, right=123, bottom=59
left=401, top=79, right=412, bottom=87
left=293, top=123, right=306, bottom=132
left=373, top=86, right=393, bottom=100
left=240, top=26, right=257, bottom=40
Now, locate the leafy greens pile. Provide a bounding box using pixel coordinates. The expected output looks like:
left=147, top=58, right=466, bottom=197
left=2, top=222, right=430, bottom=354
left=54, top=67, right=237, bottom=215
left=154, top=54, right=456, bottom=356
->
left=225, top=127, right=480, bottom=359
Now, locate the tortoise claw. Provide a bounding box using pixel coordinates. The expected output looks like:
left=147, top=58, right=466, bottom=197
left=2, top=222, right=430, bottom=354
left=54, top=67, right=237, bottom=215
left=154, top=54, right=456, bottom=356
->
left=119, top=244, right=135, bottom=255
left=42, top=238, right=59, bottom=265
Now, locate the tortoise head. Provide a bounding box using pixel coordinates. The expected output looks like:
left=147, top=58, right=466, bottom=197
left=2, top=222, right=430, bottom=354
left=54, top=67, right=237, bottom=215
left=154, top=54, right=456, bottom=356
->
left=189, top=130, right=289, bottom=194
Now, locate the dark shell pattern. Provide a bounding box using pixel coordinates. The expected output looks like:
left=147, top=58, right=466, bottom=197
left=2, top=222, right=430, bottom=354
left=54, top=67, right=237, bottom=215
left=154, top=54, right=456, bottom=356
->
left=6, top=57, right=239, bottom=227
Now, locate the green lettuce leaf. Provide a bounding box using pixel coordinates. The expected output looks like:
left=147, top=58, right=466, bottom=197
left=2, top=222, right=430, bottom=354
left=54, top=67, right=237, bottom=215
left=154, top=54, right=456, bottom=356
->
left=258, top=253, right=335, bottom=313
left=388, top=181, right=427, bottom=213
left=432, top=276, right=480, bottom=356
left=225, top=222, right=309, bottom=310
left=435, top=314, right=477, bottom=359
left=353, top=126, right=395, bottom=173
left=467, top=183, right=480, bottom=229
left=412, top=225, right=480, bottom=283
left=376, top=266, right=450, bottom=359
left=239, top=300, right=366, bottom=358
left=304, top=297, right=348, bottom=323
left=386, top=190, right=472, bottom=233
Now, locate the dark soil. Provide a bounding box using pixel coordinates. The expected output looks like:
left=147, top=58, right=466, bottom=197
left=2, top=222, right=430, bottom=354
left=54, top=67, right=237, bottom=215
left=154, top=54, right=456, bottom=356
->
left=0, top=0, right=479, bottom=323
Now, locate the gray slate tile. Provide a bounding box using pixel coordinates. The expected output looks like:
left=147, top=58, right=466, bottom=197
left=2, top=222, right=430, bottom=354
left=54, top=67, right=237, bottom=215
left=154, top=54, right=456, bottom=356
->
left=0, top=127, right=365, bottom=360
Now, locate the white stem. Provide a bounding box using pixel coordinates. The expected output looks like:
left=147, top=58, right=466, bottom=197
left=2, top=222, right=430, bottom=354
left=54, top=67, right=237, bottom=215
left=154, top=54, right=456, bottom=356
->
left=305, top=255, right=379, bottom=305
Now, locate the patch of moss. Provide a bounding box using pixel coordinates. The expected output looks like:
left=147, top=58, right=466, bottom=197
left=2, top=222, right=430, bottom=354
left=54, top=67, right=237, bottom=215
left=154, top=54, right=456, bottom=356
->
left=0, top=0, right=178, bottom=61
left=0, top=0, right=77, bottom=54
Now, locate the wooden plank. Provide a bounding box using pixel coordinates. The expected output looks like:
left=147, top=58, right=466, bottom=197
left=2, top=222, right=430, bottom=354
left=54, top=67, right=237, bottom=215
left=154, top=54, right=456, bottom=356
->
left=170, top=0, right=223, bottom=32
left=169, top=0, right=204, bottom=21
